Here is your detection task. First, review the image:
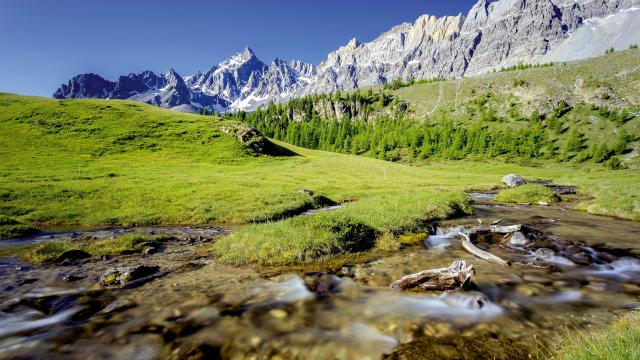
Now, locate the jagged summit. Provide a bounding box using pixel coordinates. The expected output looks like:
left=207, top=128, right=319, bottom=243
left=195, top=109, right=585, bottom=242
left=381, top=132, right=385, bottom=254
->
left=54, top=0, right=640, bottom=112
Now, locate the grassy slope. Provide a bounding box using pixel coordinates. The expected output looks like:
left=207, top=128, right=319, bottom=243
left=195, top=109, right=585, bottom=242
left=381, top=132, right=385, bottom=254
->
left=0, top=94, right=474, bottom=232
left=0, top=93, right=639, bottom=265
left=394, top=50, right=640, bottom=165
left=396, top=49, right=640, bottom=118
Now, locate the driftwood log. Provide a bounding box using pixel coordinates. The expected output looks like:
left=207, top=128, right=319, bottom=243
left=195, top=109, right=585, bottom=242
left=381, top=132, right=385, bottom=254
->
left=466, top=224, right=522, bottom=235
left=389, top=260, right=474, bottom=291
left=459, top=230, right=511, bottom=266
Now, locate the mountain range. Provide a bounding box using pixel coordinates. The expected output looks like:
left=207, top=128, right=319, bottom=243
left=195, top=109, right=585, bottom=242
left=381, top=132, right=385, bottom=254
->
left=53, top=0, right=640, bottom=113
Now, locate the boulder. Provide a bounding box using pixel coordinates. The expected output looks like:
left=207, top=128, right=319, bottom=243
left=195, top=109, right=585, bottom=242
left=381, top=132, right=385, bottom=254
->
left=502, top=174, right=526, bottom=188
left=509, top=232, right=529, bottom=247
left=219, top=123, right=267, bottom=154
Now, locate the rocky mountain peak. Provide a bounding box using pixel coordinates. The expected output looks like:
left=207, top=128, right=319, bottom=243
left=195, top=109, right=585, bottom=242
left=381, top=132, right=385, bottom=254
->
left=221, top=47, right=262, bottom=70
left=53, top=73, right=114, bottom=99
left=346, top=37, right=360, bottom=49
left=165, top=68, right=181, bottom=80
left=414, top=13, right=465, bottom=41
left=53, top=0, right=640, bottom=112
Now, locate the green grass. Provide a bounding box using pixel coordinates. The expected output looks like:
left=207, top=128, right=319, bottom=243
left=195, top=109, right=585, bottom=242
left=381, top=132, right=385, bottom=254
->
left=211, top=191, right=471, bottom=265
left=555, top=312, right=640, bottom=360
left=9, top=234, right=164, bottom=264
left=0, top=93, right=639, bottom=264
left=495, top=184, right=561, bottom=204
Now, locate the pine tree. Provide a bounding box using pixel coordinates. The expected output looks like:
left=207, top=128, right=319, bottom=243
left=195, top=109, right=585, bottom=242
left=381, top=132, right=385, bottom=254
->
left=565, top=129, right=583, bottom=153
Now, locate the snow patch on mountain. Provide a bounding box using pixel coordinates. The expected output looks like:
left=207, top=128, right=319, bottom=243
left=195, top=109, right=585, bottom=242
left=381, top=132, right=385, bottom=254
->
left=541, top=7, right=640, bottom=62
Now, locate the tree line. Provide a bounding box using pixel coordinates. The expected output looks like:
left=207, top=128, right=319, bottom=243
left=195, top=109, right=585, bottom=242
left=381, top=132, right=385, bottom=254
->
left=222, top=90, right=635, bottom=169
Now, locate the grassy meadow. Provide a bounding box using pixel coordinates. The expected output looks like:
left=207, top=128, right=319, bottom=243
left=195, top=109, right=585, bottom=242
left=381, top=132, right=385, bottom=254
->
left=0, top=93, right=639, bottom=266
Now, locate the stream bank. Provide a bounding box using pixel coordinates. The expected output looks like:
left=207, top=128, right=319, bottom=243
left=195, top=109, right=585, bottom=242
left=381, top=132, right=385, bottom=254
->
left=0, top=196, right=639, bottom=359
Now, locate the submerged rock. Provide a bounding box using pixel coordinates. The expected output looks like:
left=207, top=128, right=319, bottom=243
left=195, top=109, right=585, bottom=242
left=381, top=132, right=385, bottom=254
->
left=304, top=273, right=342, bottom=295
left=502, top=174, right=526, bottom=188
left=100, top=299, right=136, bottom=314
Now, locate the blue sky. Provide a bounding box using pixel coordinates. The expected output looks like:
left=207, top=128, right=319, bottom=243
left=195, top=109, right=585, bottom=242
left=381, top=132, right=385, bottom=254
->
left=0, top=0, right=479, bottom=96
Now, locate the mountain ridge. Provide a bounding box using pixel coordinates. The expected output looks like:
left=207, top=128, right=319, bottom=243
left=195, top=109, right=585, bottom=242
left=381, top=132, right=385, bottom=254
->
left=53, top=0, right=640, bottom=112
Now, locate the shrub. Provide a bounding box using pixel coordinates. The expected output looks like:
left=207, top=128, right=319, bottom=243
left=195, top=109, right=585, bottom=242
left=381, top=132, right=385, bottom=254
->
left=605, top=157, right=627, bottom=170
left=591, top=144, right=612, bottom=163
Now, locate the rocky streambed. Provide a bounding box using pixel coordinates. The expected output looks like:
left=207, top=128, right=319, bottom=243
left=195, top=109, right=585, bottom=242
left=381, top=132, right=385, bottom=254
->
left=1, top=197, right=640, bottom=359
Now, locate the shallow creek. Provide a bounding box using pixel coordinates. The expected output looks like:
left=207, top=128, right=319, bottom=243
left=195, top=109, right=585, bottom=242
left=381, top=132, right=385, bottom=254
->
left=1, top=196, right=640, bottom=359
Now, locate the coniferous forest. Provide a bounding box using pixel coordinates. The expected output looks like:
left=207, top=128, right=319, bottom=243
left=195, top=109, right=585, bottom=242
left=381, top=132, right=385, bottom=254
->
left=224, top=88, right=635, bottom=168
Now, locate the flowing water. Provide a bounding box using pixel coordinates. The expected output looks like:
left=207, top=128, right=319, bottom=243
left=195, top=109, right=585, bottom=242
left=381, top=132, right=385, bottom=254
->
left=1, top=196, right=639, bottom=359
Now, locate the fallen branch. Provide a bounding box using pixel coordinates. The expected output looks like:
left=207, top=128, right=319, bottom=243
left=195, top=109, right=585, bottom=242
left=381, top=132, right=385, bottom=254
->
left=459, top=232, right=510, bottom=266
left=389, top=260, right=474, bottom=291
left=466, top=224, right=522, bottom=235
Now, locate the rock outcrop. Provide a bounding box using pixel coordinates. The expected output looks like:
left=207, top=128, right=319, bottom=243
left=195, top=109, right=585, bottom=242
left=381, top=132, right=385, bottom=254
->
left=219, top=123, right=268, bottom=154
left=53, top=0, right=640, bottom=112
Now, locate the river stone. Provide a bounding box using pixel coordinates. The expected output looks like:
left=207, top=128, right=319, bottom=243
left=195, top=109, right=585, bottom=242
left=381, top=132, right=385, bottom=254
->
left=523, top=274, right=553, bottom=284
left=101, top=299, right=136, bottom=314
left=515, top=285, right=541, bottom=297
left=61, top=273, right=84, bottom=282
left=509, top=232, right=529, bottom=247
left=57, top=249, right=91, bottom=263
left=566, top=252, right=593, bottom=266
left=99, top=265, right=159, bottom=287
left=534, top=248, right=555, bottom=258
left=185, top=307, right=220, bottom=326
left=502, top=174, right=526, bottom=188
left=304, top=273, right=342, bottom=294
left=269, top=309, right=288, bottom=319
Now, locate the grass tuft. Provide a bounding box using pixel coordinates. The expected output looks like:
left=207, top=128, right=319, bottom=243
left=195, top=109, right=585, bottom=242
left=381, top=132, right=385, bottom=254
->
left=211, top=191, right=471, bottom=265
left=16, top=234, right=167, bottom=264
left=555, top=312, right=640, bottom=360
left=495, top=184, right=561, bottom=204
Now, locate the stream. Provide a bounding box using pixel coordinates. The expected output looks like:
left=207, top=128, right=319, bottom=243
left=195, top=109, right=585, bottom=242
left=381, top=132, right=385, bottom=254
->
left=1, top=196, right=639, bottom=359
